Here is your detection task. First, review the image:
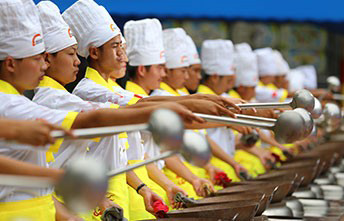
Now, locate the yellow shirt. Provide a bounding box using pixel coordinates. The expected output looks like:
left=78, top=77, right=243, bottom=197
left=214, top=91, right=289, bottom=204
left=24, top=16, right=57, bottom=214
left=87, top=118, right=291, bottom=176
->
left=228, top=89, right=241, bottom=99
left=125, top=81, right=149, bottom=97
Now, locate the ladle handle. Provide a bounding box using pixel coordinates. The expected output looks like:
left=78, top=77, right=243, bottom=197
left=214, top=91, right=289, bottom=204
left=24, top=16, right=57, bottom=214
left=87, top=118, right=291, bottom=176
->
left=0, top=174, right=54, bottom=188
left=0, top=151, right=179, bottom=188
left=228, top=102, right=291, bottom=110
left=333, top=94, right=344, bottom=101
left=107, top=150, right=178, bottom=177
left=235, top=114, right=277, bottom=123
left=194, top=113, right=274, bottom=129
left=50, top=123, right=148, bottom=139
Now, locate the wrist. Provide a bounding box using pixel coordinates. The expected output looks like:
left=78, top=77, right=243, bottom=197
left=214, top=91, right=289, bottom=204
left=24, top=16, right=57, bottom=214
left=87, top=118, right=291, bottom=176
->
left=138, top=185, right=150, bottom=196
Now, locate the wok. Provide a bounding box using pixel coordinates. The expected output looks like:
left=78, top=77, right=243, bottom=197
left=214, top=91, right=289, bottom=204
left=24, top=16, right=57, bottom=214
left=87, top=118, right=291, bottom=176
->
left=216, top=182, right=287, bottom=203
left=278, top=166, right=318, bottom=187
left=167, top=201, right=259, bottom=221
left=178, top=192, right=268, bottom=216
left=230, top=180, right=294, bottom=203
left=255, top=171, right=303, bottom=195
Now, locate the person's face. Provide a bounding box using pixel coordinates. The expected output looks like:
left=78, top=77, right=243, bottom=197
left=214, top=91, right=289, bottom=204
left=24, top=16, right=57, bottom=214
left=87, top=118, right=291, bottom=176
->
left=216, top=75, right=235, bottom=94
left=275, top=75, right=288, bottom=89
left=46, top=45, right=80, bottom=85
left=185, top=64, right=202, bottom=91
left=2, top=53, right=47, bottom=93
left=164, top=66, right=189, bottom=89
left=145, top=64, right=166, bottom=90
left=226, top=75, right=236, bottom=91
left=93, top=35, right=125, bottom=77
left=260, top=76, right=275, bottom=85
left=110, top=43, right=128, bottom=80
left=237, top=85, right=256, bottom=101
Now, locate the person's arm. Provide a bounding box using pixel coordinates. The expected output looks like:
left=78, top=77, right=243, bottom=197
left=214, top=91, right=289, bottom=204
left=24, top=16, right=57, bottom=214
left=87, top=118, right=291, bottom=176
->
left=0, top=119, right=73, bottom=146
left=144, top=154, right=187, bottom=208
left=53, top=197, right=83, bottom=221
left=72, top=102, right=204, bottom=129
left=164, top=156, right=214, bottom=197
left=258, top=129, right=292, bottom=154
left=141, top=94, right=243, bottom=110
left=206, top=136, right=247, bottom=177
left=0, top=156, right=63, bottom=180
left=126, top=170, right=163, bottom=214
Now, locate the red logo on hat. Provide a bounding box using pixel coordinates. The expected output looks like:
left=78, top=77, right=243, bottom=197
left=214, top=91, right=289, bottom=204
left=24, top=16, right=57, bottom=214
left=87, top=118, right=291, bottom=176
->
left=160, top=51, right=165, bottom=59
left=110, top=23, right=115, bottom=32
left=181, top=56, right=187, bottom=63
left=68, top=28, right=73, bottom=38
left=32, top=34, right=42, bottom=46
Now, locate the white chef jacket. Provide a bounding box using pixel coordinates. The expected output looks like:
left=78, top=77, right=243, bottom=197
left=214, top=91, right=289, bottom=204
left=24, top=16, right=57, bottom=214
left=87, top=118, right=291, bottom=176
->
left=73, top=67, right=145, bottom=162
left=0, top=80, right=78, bottom=202
left=197, top=84, right=236, bottom=156
left=32, top=76, right=126, bottom=171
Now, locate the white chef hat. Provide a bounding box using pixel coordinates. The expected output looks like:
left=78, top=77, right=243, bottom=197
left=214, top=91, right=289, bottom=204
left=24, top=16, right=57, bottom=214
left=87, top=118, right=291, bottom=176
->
left=234, top=43, right=258, bottom=87
left=235, top=42, right=252, bottom=53
left=62, top=0, right=121, bottom=58
left=287, top=69, right=305, bottom=92
left=124, top=18, right=165, bottom=66
left=0, top=0, right=45, bottom=60
left=296, top=65, right=317, bottom=89
left=163, top=28, right=189, bottom=69
left=37, top=1, right=77, bottom=54
left=185, top=35, right=201, bottom=65
left=273, top=50, right=290, bottom=76
left=254, top=47, right=278, bottom=77
left=201, top=39, right=235, bottom=76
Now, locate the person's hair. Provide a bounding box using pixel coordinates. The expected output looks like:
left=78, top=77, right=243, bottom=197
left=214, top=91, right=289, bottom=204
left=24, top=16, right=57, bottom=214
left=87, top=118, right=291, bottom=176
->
left=127, top=65, right=152, bottom=80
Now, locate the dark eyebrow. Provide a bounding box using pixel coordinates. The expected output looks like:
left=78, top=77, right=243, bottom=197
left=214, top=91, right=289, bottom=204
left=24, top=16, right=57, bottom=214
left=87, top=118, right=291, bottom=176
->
left=111, top=41, right=122, bottom=46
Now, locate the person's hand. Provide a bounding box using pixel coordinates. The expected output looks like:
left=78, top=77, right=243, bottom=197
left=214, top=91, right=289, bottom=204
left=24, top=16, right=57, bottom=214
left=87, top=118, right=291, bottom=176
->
left=8, top=119, right=74, bottom=146
left=232, top=162, right=248, bottom=178
left=190, top=94, right=243, bottom=111
left=159, top=102, right=205, bottom=124
left=204, top=164, right=223, bottom=185
left=178, top=99, right=237, bottom=118
left=138, top=186, right=164, bottom=214
left=259, top=149, right=276, bottom=169
left=191, top=178, right=215, bottom=197
left=165, top=185, right=188, bottom=209
left=98, top=197, right=121, bottom=215
left=227, top=125, right=253, bottom=135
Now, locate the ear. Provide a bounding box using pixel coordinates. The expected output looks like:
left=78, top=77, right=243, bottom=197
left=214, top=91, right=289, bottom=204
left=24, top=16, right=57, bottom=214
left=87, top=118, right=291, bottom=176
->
left=44, top=52, right=51, bottom=69
left=88, top=46, right=99, bottom=60
left=3, top=56, right=16, bottom=73
left=137, top=65, right=146, bottom=78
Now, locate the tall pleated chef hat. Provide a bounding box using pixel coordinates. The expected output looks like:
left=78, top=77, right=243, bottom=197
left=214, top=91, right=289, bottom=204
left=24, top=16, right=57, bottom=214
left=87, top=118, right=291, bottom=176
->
left=62, top=0, right=121, bottom=58
left=287, top=69, right=305, bottom=92
left=185, top=35, right=201, bottom=65
left=296, top=65, right=317, bottom=89
left=163, top=28, right=189, bottom=69
left=273, top=50, right=290, bottom=76
left=37, top=1, right=77, bottom=54
left=0, top=0, right=45, bottom=60
left=235, top=42, right=252, bottom=53
left=234, top=43, right=259, bottom=87
left=254, top=47, right=278, bottom=77
left=201, top=39, right=235, bottom=76
left=124, top=18, right=165, bottom=66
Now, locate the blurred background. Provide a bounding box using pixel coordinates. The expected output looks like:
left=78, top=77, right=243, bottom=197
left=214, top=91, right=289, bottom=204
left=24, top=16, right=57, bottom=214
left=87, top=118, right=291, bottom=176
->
left=34, top=0, right=344, bottom=87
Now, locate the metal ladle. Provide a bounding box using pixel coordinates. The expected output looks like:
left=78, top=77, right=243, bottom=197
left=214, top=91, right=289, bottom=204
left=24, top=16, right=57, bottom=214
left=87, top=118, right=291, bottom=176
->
left=230, top=89, right=315, bottom=112
left=51, top=108, right=184, bottom=151
left=321, top=103, right=342, bottom=133
left=195, top=108, right=313, bottom=143
left=0, top=131, right=211, bottom=214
